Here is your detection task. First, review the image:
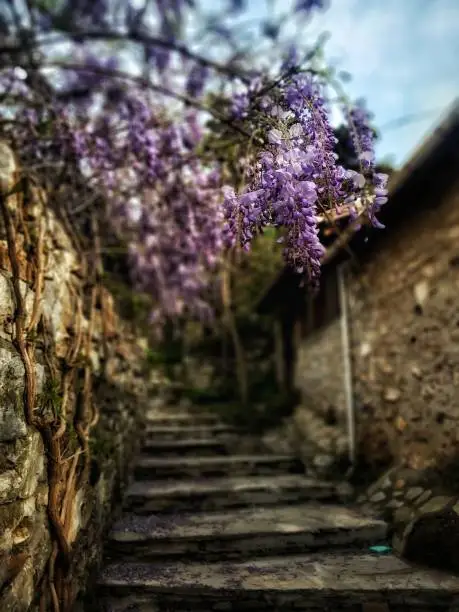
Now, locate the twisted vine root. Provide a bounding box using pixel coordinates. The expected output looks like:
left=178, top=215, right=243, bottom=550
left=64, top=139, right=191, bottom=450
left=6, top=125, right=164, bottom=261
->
left=0, top=187, right=71, bottom=611
left=0, top=190, right=37, bottom=423
left=0, top=173, right=103, bottom=611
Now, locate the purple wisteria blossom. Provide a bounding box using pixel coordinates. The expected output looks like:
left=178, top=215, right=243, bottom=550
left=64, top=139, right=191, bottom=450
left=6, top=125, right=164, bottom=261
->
left=223, top=72, right=388, bottom=286
left=186, top=64, right=209, bottom=98
left=346, top=99, right=389, bottom=226
left=231, top=92, right=250, bottom=119
left=0, top=0, right=389, bottom=324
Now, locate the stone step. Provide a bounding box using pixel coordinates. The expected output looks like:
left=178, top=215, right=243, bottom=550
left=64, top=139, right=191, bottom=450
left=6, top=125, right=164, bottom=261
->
left=123, top=475, right=352, bottom=514
left=133, top=453, right=304, bottom=480
left=145, top=423, right=237, bottom=441
left=145, top=411, right=220, bottom=427
left=140, top=437, right=235, bottom=457
left=98, top=552, right=459, bottom=611
left=106, top=503, right=387, bottom=561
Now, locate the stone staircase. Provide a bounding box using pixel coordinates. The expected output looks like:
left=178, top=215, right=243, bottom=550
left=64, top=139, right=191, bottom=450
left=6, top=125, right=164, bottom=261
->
left=96, top=406, right=459, bottom=611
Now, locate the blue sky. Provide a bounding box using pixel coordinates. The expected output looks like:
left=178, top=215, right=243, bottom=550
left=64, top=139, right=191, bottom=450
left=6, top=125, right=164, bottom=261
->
left=212, top=0, right=459, bottom=168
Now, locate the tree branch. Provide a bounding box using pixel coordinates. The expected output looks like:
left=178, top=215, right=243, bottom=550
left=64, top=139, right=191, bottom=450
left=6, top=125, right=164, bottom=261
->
left=33, top=60, right=258, bottom=141
left=0, top=29, right=252, bottom=83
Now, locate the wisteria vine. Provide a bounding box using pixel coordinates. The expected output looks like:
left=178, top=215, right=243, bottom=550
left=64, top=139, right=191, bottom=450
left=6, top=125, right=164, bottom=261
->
left=0, top=0, right=388, bottom=325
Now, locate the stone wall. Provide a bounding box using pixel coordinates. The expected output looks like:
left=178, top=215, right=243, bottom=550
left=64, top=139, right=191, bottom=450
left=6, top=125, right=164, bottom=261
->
left=292, top=319, right=349, bottom=474
left=0, top=144, right=152, bottom=611
left=350, top=179, right=459, bottom=477
left=290, top=178, right=459, bottom=483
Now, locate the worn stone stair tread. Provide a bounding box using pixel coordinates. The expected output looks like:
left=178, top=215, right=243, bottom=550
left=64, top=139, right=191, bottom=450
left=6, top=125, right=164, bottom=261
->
left=98, top=553, right=459, bottom=604
left=135, top=453, right=300, bottom=470
left=125, top=475, right=350, bottom=507
left=109, top=502, right=387, bottom=551
left=127, top=474, right=339, bottom=496
left=142, top=437, right=233, bottom=449
left=145, top=411, right=220, bottom=425
left=145, top=424, right=235, bottom=434
left=133, top=453, right=304, bottom=482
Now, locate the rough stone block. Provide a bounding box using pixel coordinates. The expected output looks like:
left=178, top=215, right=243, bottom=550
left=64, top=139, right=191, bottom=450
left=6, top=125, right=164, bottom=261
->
left=0, top=431, right=45, bottom=503
left=0, top=347, right=45, bottom=443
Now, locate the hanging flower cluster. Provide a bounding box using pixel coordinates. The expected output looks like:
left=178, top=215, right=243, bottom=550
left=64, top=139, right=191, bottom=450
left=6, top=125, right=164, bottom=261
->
left=69, top=95, right=226, bottom=324
left=1, top=67, right=226, bottom=326
left=222, top=73, right=388, bottom=285
left=346, top=100, right=388, bottom=227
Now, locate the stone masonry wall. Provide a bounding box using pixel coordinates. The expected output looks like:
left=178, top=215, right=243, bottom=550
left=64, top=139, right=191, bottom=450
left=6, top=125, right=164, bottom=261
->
left=291, top=179, right=459, bottom=483
left=292, top=319, right=349, bottom=474
left=0, top=144, right=152, bottom=611
left=350, top=179, right=459, bottom=477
